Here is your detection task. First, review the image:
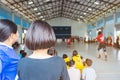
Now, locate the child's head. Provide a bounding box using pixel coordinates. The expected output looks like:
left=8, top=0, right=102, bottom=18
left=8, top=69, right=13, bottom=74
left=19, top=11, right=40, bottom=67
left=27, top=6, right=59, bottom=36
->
left=20, top=50, right=24, bottom=54
left=66, top=61, right=70, bottom=67
left=98, top=31, right=102, bottom=35
left=47, top=47, right=57, bottom=56
left=85, top=58, right=92, bottom=67
left=21, top=52, right=27, bottom=58
left=72, top=50, right=78, bottom=56
left=62, top=54, right=68, bottom=59
left=68, top=60, right=75, bottom=67
left=80, top=56, right=83, bottom=59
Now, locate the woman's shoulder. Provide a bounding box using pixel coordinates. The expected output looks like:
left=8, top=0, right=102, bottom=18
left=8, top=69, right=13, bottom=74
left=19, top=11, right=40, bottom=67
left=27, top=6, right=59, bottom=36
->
left=53, top=56, right=65, bottom=61
left=18, top=56, right=65, bottom=68
left=19, top=56, right=64, bottom=62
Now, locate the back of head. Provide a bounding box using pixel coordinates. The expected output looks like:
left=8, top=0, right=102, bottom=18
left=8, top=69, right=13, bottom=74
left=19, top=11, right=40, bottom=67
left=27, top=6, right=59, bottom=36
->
left=0, top=19, right=17, bottom=42
left=68, top=60, right=75, bottom=67
left=98, top=31, right=102, bottom=35
left=86, top=58, right=92, bottom=67
left=20, top=50, right=25, bottom=54
left=25, top=20, right=56, bottom=50
left=21, top=52, right=27, bottom=58
left=72, top=50, right=78, bottom=56
left=62, top=54, right=68, bottom=59
left=47, top=47, right=57, bottom=56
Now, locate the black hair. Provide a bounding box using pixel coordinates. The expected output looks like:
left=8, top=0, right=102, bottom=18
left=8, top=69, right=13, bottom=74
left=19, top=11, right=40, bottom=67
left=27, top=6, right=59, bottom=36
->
left=47, top=47, right=57, bottom=56
left=21, top=52, right=27, bottom=58
left=68, top=60, right=75, bottom=67
left=25, top=20, right=56, bottom=50
left=20, top=50, right=25, bottom=54
left=72, top=50, right=78, bottom=56
left=0, top=19, right=17, bottom=42
left=62, top=54, right=68, bottom=59
left=98, top=31, right=102, bottom=35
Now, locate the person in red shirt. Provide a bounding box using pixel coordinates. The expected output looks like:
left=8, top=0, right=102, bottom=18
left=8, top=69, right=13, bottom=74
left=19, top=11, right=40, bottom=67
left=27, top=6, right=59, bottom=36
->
left=67, top=37, right=71, bottom=48
left=96, top=31, right=107, bottom=61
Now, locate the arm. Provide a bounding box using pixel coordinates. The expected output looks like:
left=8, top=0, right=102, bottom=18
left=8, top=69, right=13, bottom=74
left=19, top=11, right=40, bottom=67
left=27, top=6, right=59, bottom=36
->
left=0, top=50, right=9, bottom=74
left=94, top=70, right=97, bottom=80
left=96, top=35, right=99, bottom=41
left=61, top=61, right=70, bottom=80
left=0, top=50, right=4, bottom=74
left=0, top=60, right=2, bottom=74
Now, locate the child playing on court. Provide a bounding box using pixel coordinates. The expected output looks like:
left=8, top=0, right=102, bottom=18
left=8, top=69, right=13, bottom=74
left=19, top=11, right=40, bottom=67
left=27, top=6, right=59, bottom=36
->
left=96, top=31, right=108, bottom=61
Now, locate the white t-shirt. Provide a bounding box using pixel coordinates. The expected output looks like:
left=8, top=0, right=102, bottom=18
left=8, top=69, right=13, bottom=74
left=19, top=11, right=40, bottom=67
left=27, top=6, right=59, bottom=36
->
left=82, top=67, right=96, bottom=80
left=68, top=67, right=81, bottom=80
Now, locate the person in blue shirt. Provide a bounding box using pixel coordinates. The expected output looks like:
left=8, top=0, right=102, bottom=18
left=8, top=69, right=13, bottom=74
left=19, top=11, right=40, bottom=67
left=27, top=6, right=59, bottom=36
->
left=0, top=19, right=19, bottom=80
left=18, top=20, right=70, bottom=80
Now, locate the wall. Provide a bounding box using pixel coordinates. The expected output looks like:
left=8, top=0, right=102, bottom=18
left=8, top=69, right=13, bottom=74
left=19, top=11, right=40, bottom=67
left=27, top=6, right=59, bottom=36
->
left=47, top=17, right=87, bottom=37
left=89, top=15, right=115, bottom=42
left=0, top=5, right=31, bottom=43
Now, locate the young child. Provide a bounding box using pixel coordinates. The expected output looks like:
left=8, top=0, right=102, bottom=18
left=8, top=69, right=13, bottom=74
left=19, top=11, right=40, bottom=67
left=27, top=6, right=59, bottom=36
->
left=72, top=50, right=85, bottom=72
left=62, top=54, right=70, bottom=69
left=62, top=54, right=70, bottom=63
left=19, top=50, right=27, bottom=58
left=47, top=47, right=57, bottom=56
left=82, top=59, right=96, bottom=80
left=68, top=60, right=81, bottom=80
left=21, top=52, right=27, bottom=58
left=18, top=50, right=24, bottom=58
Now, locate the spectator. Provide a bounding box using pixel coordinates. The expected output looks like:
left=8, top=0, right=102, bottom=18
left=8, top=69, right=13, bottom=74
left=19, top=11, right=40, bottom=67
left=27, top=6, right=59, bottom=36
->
left=18, top=20, right=70, bottom=80
left=68, top=60, right=81, bottom=80
left=82, top=59, right=96, bottom=80
left=47, top=47, right=57, bottom=56
left=0, top=19, right=19, bottom=80
left=72, top=50, right=85, bottom=72
left=62, top=54, right=70, bottom=63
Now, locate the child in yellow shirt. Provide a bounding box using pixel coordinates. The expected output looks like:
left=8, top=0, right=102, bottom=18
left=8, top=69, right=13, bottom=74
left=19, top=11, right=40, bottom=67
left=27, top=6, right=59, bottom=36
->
left=72, top=50, right=85, bottom=72
left=62, top=54, right=70, bottom=69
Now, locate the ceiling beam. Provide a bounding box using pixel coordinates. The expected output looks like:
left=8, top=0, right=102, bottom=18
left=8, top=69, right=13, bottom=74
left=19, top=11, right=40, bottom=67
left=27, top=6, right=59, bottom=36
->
left=100, top=0, right=116, bottom=6
left=67, top=0, right=102, bottom=10
left=11, top=0, right=29, bottom=5
left=88, top=1, right=120, bottom=20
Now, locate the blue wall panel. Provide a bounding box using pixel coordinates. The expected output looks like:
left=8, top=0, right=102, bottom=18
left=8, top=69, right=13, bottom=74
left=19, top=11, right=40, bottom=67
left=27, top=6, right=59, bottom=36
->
left=14, top=15, right=21, bottom=25
left=87, top=25, right=96, bottom=30
left=22, top=19, right=27, bottom=28
left=116, top=12, right=120, bottom=24
left=0, top=7, right=12, bottom=20
left=97, top=19, right=103, bottom=28
left=105, top=15, right=114, bottom=24
left=27, top=22, right=31, bottom=28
